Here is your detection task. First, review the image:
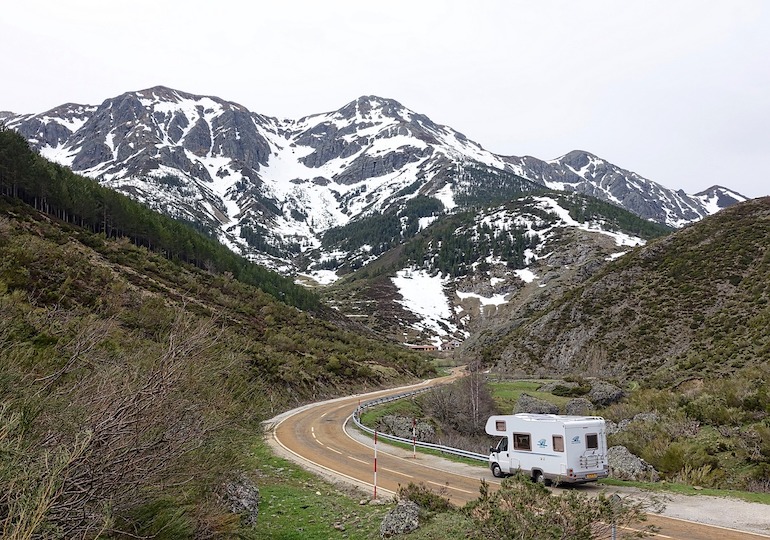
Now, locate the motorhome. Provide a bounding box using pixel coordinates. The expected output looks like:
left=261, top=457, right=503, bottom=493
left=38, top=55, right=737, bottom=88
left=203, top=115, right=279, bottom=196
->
left=485, top=413, right=609, bottom=484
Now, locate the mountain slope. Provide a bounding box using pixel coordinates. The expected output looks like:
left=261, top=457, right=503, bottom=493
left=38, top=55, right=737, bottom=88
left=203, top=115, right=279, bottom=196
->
left=465, top=196, right=770, bottom=383
left=3, top=86, right=748, bottom=270
left=322, top=191, right=672, bottom=346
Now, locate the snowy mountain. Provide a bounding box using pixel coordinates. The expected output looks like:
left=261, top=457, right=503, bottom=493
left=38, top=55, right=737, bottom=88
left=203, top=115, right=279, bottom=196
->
left=3, top=86, right=748, bottom=274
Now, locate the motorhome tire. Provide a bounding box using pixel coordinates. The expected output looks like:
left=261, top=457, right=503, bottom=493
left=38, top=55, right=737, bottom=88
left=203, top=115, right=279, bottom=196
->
left=491, top=463, right=504, bottom=478
left=533, top=470, right=545, bottom=484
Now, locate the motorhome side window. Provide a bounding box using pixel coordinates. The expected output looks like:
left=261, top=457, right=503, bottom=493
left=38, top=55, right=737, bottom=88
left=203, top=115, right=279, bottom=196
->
left=513, top=433, right=531, bottom=451
left=552, top=435, right=564, bottom=452
left=586, top=433, right=599, bottom=449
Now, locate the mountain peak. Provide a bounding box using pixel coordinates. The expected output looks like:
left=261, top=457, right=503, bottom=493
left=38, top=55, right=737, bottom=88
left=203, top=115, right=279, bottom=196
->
left=557, top=149, right=601, bottom=166
left=335, top=95, right=410, bottom=122
left=133, top=85, right=182, bottom=101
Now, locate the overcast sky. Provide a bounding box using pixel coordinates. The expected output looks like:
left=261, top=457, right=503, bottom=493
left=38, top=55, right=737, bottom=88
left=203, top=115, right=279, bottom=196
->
left=2, top=1, right=768, bottom=198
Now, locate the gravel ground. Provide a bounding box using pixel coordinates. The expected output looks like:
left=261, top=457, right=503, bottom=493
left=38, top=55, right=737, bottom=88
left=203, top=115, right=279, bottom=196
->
left=624, top=488, right=770, bottom=537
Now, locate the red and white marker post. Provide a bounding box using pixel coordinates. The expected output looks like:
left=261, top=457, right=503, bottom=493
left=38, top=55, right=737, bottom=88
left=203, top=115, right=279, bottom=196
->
left=373, top=430, right=378, bottom=500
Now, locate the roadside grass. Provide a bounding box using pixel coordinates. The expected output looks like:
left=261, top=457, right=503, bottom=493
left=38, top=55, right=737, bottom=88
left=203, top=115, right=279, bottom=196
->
left=430, top=356, right=463, bottom=371
left=394, top=511, right=475, bottom=539
left=249, top=439, right=392, bottom=540
left=359, top=398, right=423, bottom=426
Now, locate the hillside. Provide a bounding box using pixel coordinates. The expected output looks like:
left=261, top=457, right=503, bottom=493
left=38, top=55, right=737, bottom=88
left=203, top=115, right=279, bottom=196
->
left=321, top=191, right=672, bottom=345
left=466, top=197, right=770, bottom=385
left=0, top=133, right=434, bottom=537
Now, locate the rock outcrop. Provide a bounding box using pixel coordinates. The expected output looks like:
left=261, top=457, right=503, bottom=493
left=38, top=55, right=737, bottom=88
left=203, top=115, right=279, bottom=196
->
left=222, top=474, right=260, bottom=526
left=587, top=380, right=624, bottom=406
left=565, top=397, right=593, bottom=416
left=514, top=393, right=559, bottom=414
left=376, top=415, right=436, bottom=441
left=380, top=499, right=420, bottom=538
left=608, top=445, right=660, bottom=482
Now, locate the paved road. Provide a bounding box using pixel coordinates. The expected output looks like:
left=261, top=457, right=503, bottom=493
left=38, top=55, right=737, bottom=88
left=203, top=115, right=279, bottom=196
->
left=266, top=373, right=770, bottom=539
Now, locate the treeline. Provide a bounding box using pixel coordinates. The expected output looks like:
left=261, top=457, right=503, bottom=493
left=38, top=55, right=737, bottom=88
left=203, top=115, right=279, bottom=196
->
left=322, top=195, right=444, bottom=255
left=555, top=192, right=673, bottom=239
left=402, top=211, right=540, bottom=277
left=452, top=164, right=541, bottom=207
left=0, top=125, right=319, bottom=310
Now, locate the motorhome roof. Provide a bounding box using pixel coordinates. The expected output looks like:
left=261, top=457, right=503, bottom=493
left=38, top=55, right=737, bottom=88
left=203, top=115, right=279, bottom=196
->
left=510, top=413, right=605, bottom=423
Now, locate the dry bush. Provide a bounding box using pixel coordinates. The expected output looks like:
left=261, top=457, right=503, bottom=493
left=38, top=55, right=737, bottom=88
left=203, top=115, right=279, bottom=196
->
left=1, top=308, right=232, bottom=539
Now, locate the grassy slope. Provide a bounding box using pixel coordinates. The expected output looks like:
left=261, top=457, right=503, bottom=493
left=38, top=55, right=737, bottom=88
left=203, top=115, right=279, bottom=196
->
left=476, top=197, right=770, bottom=384
left=0, top=197, right=435, bottom=538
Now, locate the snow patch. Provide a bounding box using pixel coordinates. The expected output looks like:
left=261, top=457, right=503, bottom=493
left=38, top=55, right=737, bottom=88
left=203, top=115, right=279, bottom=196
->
left=514, top=268, right=538, bottom=283
left=455, top=290, right=508, bottom=309
left=298, top=270, right=339, bottom=285
left=533, top=196, right=645, bottom=247
left=392, top=268, right=457, bottom=344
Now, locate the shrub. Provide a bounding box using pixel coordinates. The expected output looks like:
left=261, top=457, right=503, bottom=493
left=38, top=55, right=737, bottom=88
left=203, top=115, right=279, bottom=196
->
left=551, top=384, right=590, bottom=397
left=673, top=464, right=726, bottom=488
left=397, top=482, right=453, bottom=513
left=464, top=475, right=655, bottom=539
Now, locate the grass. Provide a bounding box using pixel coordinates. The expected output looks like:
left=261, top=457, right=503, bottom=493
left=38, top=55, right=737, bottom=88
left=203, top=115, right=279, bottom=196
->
left=251, top=434, right=478, bottom=539
left=489, top=379, right=572, bottom=412
left=359, top=398, right=423, bottom=426
left=248, top=439, right=392, bottom=540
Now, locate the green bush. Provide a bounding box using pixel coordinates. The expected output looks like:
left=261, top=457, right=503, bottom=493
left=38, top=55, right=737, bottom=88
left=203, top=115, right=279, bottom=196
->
left=551, top=384, right=590, bottom=397
left=464, top=475, right=654, bottom=539
left=398, top=482, right=453, bottom=513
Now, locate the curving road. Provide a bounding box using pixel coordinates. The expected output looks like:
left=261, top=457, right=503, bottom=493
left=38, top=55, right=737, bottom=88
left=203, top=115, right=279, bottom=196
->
left=266, top=372, right=770, bottom=539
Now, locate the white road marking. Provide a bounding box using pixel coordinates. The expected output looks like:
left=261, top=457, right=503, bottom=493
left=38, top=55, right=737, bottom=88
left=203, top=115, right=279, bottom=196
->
left=427, top=480, right=475, bottom=494
left=381, top=467, right=413, bottom=478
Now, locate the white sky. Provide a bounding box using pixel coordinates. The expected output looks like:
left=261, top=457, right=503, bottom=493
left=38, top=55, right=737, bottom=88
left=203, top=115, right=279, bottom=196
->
left=2, top=0, right=768, bottom=198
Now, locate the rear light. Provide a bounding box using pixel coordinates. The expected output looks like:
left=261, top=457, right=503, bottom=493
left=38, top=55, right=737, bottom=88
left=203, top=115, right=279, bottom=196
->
left=567, top=468, right=574, bottom=478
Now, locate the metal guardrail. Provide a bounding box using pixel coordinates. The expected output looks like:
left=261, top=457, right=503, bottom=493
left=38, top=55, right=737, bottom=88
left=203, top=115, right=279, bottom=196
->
left=351, top=388, right=489, bottom=462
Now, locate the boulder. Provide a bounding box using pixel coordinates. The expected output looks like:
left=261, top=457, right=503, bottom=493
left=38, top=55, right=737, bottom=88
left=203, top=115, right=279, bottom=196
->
left=514, top=393, right=559, bottom=414
left=565, top=397, right=593, bottom=416
left=587, top=380, right=624, bottom=406
left=380, top=499, right=420, bottom=538
left=608, top=445, right=660, bottom=482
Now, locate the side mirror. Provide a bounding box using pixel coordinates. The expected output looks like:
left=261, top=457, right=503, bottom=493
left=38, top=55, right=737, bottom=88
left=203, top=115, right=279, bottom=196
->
left=489, top=447, right=496, bottom=453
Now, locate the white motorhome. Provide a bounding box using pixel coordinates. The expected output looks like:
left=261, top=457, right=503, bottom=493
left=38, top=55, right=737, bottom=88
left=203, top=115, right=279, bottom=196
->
left=485, top=413, right=608, bottom=484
